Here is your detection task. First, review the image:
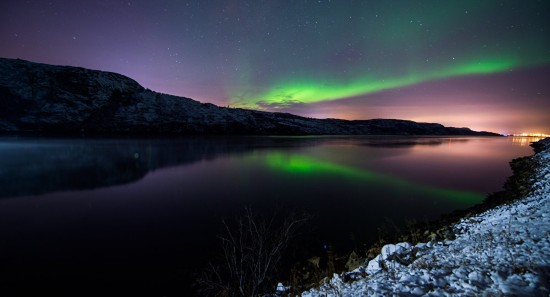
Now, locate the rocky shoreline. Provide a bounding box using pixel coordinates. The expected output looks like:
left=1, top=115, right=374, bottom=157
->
left=398, top=138, right=549, bottom=245
left=291, top=138, right=550, bottom=296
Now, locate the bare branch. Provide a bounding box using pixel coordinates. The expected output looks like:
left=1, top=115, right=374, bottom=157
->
left=195, top=208, right=309, bottom=296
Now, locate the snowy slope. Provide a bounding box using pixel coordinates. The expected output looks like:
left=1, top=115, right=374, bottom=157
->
left=300, top=139, right=550, bottom=296
left=0, top=58, right=498, bottom=136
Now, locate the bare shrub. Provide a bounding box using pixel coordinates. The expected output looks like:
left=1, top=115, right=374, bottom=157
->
left=196, top=208, right=309, bottom=296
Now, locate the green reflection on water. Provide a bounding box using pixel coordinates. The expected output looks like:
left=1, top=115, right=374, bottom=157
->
left=265, top=152, right=484, bottom=205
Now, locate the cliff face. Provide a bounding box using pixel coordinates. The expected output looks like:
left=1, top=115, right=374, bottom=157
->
left=0, top=58, right=497, bottom=136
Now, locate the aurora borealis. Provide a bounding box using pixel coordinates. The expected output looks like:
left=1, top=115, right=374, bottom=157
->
left=1, top=0, right=549, bottom=133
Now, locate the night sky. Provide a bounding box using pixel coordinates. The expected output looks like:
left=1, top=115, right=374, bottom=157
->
left=1, top=0, right=549, bottom=134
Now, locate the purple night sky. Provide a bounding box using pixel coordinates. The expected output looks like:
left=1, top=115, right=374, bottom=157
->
left=1, top=0, right=549, bottom=134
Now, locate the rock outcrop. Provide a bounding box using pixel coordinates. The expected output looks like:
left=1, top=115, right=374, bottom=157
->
left=0, top=58, right=498, bottom=136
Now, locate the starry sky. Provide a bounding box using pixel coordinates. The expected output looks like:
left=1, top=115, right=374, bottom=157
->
left=1, top=0, right=549, bottom=134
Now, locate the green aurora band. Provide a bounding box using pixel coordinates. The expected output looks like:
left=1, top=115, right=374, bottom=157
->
left=225, top=0, right=549, bottom=109
left=230, top=57, right=529, bottom=108
left=265, top=152, right=484, bottom=205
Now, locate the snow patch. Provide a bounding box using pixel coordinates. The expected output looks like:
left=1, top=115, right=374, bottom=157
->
left=301, top=141, right=550, bottom=296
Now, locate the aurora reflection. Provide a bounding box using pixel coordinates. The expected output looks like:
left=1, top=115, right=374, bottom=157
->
left=265, top=152, right=484, bottom=205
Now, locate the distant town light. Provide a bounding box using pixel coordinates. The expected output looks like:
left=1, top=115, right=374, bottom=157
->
left=512, top=133, right=550, bottom=137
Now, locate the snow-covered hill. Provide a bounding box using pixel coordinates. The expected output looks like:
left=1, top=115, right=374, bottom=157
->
left=300, top=138, right=550, bottom=296
left=0, top=58, right=498, bottom=136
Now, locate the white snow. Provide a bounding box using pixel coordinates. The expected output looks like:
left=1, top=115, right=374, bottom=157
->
left=301, top=140, right=550, bottom=296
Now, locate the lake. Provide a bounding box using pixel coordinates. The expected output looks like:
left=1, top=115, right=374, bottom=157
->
left=0, top=136, right=536, bottom=295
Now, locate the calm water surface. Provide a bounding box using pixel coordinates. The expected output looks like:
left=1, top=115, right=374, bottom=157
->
left=0, top=136, right=535, bottom=295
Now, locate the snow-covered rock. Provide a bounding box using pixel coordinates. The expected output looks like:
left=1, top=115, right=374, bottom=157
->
left=302, top=138, right=550, bottom=296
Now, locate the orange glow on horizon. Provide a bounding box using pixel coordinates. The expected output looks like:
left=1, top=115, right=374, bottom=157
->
left=511, top=136, right=546, bottom=146
left=512, top=133, right=550, bottom=137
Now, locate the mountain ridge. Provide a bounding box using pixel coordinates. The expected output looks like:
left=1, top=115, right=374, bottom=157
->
left=0, top=58, right=498, bottom=136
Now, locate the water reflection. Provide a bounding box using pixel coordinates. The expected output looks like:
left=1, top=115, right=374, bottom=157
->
left=357, top=137, right=469, bottom=148
left=511, top=136, right=543, bottom=146
left=0, top=136, right=321, bottom=198
left=0, top=136, right=475, bottom=199
left=0, top=136, right=535, bottom=295
left=264, top=152, right=483, bottom=205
